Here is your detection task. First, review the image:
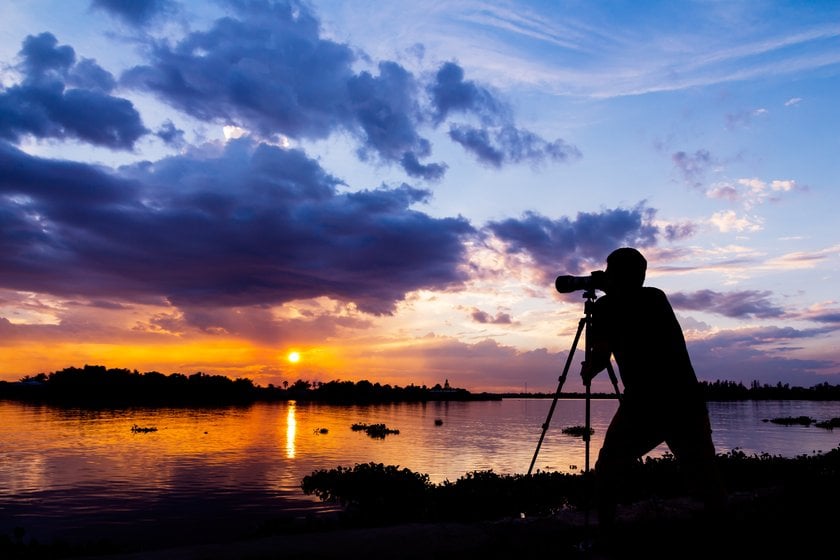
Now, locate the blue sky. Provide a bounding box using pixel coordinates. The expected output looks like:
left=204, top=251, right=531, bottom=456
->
left=0, top=0, right=838, bottom=392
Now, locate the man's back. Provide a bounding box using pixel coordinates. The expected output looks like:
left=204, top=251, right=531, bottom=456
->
left=593, top=286, right=700, bottom=403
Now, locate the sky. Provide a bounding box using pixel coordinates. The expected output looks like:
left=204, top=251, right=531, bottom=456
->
left=0, top=0, right=838, bottom=393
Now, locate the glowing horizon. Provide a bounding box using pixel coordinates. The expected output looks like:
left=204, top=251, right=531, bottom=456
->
left=0, top=1, right=838, bottom=393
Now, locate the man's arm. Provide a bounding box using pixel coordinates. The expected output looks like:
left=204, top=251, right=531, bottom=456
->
left=581, top=338, right=611, bottom=384
left=581, top=302, right=610, bottom=383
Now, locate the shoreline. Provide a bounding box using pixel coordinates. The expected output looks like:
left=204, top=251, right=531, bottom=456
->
left=74, top=487, right=832, bottom=559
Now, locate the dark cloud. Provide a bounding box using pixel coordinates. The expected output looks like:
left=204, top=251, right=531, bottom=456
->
left=448, top=125, right=503, bottom=166
left=400, top=152, right=448, bottom=181
left=429, top=61, right=508, bottom=125
left=450, top=124, right=581, bottom=168
left=0, top=33, right=147, bottom=149
left=90, top=0, right=177, bottom=27
left=18, top=31, right=75, bottom=79
left=670, top=289, right=785, bottom=318
left=0, top=138, right=475, bottom=315
left=672, top=149, right=713, bottom=188
left=348, top=61, right=448, bottom=178
left=67, top=58, right=118, bottom=92
left=486, top=204, right=660, bottom=278
left=810, top=311, right=840, bottom=324
left=432, top=62, right=581, bottom=167
left=120, top=2, right=354, bottom=139
left=663, top=221, right=696, bottom=241
left=471, top=308, right=513, bottom=325
left=119, top=0, right=575, bottom=179
left=155, top=119, right=186, bottom=148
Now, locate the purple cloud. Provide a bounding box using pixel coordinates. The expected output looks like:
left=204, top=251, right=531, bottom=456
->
left=471, top=308, right=513, bottom=325
left=0, top=33, right=147, bottom=149
left=0, top=138, right=475, bottom=315
left=119, top=1, right=576, bottom=180
left=486, top=204, right=660, bottom=279
left=90, top=0, right=177, bottom=27
left=155, top=120, right=186, bottom=148
left=672, top=149, right=713, bottom=188
left=433, top=62, right=581, bottom=167
left=670, top=289, right=785, bottom=319
left=688, top=326, right=838, bottom=387
left=428, top=61, right=508, bottom=125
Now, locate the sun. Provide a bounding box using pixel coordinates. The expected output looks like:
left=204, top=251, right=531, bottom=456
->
left=287, top=351, right=301, bottom=364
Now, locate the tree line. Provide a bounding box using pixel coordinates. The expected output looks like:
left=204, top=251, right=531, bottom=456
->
left=0, top=364, right=498, bottom=405
left=1, top=364, right=839, bottom=405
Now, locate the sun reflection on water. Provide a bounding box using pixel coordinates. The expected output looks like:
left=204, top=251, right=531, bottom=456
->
left=286, top=401, right=296, bottom=458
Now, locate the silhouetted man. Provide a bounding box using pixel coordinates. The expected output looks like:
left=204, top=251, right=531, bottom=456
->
left=581, top=247, right=725, bottom=529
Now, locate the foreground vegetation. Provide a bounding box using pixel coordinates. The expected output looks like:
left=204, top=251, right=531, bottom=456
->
left=300, top=446, right=840, bottom=525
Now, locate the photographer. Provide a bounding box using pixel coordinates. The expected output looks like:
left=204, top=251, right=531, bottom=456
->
left=579, top=247, right=726, bottom=531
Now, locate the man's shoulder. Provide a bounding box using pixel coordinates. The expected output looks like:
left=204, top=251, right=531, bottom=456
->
left=641, top=286, right=667, bottom=297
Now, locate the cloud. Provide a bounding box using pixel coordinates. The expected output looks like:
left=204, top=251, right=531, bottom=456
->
left=669, top=289, right=785, bottom=319
left=486, top=204, right=660, bottom=278
left=0, top=33, right=147, bottom=149
left=119, top=1, right=577, bottom=179
left=672, top=149, right=713, bottom=188
left=448, top=124, right=581, bottom=168
left=428, top=61, right=509, bottom=125
left=364, top=336, right=567, bottom=393
left=0, top=138, right=475, bottom=315
left=706, top=177, right=802, bottom=209
left=120, top=2, right=354, bottom=140
left=155, top=119, right=186, bottom=148
left=90, top=0, right=177, bottom=27
left=470, top=307, right=513, bottom=325
left=708, top=210, right=763, bottom=233
left=431, top=62, right=581, bottom=167
left=809, top=311, right=840, bottom=324
left=663, top=221, right=696, bottom=241
left=688, top=326, right=838, bottom=387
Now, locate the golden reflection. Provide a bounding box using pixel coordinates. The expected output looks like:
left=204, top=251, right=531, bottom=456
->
left=286, top=401, right=297, bottom=458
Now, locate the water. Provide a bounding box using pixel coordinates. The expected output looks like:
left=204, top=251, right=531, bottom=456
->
left=1, top=398, right=839, bottom=548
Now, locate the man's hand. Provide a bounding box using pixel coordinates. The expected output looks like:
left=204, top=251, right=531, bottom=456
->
left=580, top=360, right=598, bottom=384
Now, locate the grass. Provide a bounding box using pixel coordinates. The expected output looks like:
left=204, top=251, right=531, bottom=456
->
left=301, top=445, right=840, bottom=526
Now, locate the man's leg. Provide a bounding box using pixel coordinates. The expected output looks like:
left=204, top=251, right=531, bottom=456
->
left=594, top=404, right=662, bottom=528
left=667, top=410, right=727, bottom=513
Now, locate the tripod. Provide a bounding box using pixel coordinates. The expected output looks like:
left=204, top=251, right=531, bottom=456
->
left=527, top=288, right=621, bottom=477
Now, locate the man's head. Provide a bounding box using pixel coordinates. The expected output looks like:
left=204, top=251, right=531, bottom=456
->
left=605, top=247, right=646, bottom=293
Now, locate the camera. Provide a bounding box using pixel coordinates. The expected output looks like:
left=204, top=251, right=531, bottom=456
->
left=555, top=270, right=606, bottom=293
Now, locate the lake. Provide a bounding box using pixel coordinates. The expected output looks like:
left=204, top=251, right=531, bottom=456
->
left=2, top=398, right=839, bottom=549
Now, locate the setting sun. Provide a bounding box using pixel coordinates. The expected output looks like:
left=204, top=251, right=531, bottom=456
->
left=287, top=351, right=301, bottom=364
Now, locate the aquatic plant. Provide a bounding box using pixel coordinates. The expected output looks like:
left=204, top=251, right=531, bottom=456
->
left=130, top=424, right=158, bottom=433
left=301, top=462, right=430, bottom=522
left=764, top=415, right=815, bottom=426
left=814, top=417, right=840, bottom=430
left=350, top=423, right=399, bottom=439
left=561, top=425, right=593, bottom=438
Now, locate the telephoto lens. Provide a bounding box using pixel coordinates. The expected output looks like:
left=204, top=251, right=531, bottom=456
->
left=555, top=275, right=591, bottom=293
left=554, top=271, right=606, bottom=293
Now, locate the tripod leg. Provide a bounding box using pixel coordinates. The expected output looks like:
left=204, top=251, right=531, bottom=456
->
left=605, top=362, right=622, bottom=400
left=527, top=317, right=585, bottom=475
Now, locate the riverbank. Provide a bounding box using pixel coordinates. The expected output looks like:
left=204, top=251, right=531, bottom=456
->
left=81, top=485, right=831, bottom=559
left=5, top=445, right=837, bottom=560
